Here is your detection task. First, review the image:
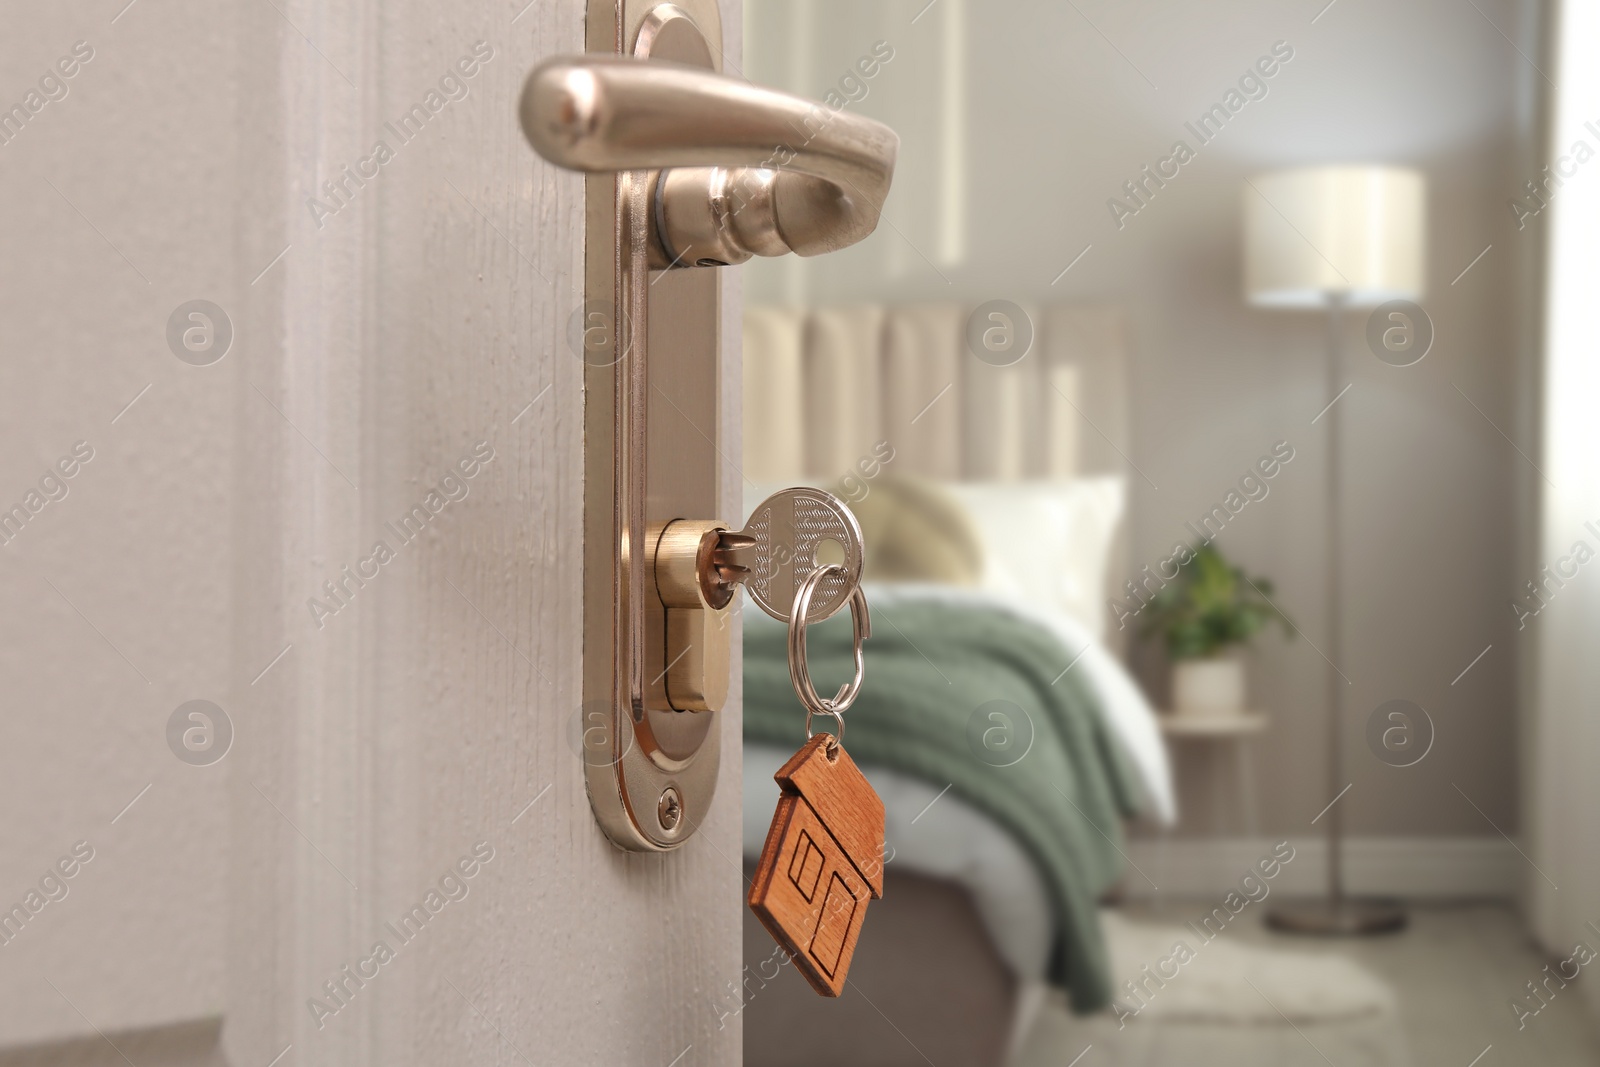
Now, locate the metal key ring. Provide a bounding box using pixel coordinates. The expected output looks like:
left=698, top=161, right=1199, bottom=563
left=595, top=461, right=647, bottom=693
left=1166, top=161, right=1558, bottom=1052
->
left=787, top=564, right=871, bottom=747
left=805, top=703, right=847, bottom=752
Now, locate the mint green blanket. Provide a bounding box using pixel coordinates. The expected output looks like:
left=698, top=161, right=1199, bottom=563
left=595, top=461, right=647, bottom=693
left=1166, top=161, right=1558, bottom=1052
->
left=744, top=595, right=1144, bottom=1013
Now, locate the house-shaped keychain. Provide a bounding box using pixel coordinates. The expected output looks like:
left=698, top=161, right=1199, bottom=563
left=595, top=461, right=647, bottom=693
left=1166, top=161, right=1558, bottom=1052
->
left=749, top=733, right=886, bottom=996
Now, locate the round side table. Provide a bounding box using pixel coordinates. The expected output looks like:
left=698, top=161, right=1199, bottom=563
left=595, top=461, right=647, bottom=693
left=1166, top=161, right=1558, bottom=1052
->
left=1158, top=711, right=1269, bottom=836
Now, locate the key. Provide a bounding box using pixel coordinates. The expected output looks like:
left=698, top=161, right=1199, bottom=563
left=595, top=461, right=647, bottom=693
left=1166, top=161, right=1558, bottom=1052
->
left=712, top=487, right=864, bottom=624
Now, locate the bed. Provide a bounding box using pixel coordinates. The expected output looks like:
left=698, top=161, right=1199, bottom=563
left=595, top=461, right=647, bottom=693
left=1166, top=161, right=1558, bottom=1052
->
left=738, top=301, right=1161, bottom=1063
left=740, top=585, right=1166, bottom=1065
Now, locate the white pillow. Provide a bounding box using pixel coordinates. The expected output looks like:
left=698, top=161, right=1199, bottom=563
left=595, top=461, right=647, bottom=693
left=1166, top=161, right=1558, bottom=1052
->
left=943, top=477, right=1126, bottom=642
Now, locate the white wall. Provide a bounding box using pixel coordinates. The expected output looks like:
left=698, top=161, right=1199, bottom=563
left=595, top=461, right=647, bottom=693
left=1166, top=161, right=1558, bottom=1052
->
left=1528, top=0, right=1600, bottom=1016
left=746, top=0, right=1545, bottom=841
left=0, top=0, right=235, bottom=1045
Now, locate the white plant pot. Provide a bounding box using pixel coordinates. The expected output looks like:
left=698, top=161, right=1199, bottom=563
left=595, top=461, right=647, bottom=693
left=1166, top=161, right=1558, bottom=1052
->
left=1173, top=657, right=1247, bottom=717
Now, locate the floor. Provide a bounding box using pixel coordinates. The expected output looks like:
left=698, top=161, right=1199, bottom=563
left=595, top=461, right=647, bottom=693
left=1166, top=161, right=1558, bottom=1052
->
left=1013, top=902, right=1600, bottom=1067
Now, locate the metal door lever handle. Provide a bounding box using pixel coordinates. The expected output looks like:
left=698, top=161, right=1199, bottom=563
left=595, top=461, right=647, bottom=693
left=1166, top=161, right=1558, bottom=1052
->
left=520, top=55, right=898, bottom=266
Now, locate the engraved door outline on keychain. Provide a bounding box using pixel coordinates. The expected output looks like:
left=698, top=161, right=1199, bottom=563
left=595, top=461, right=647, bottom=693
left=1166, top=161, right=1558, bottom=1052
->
left=748, top=557, right=883, bottom=997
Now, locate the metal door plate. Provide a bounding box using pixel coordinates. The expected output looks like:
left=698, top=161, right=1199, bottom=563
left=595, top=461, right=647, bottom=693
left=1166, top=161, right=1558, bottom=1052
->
left=578, top=0, right=725, bottom=851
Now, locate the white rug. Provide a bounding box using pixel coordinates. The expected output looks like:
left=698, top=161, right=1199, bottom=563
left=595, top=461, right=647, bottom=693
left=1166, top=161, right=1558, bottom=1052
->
left=1009, top=912, right=1414, bottom=1067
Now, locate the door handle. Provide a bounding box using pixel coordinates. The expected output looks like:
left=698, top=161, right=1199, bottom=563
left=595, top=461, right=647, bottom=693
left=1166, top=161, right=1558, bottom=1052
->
left=520, top=54, right=898, bottom=266
left=518, top=1, right=894, bottom=852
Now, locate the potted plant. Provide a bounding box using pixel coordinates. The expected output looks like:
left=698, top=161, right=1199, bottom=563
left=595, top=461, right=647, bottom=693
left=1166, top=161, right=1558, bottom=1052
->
left=1140, top=544, right=1295, bottom=717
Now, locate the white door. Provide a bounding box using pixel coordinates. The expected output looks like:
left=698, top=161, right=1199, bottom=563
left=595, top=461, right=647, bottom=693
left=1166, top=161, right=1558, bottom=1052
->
left=0, top=1, right=743, bottom=1064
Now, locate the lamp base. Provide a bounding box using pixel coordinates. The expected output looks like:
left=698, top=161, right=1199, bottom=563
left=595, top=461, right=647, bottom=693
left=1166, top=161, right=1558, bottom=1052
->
left=1265, top=898, right=1408, bottom=937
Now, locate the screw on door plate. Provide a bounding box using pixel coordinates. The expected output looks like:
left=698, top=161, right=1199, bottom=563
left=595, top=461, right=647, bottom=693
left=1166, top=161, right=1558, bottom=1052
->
left=658, top=786, right=684, bottom=831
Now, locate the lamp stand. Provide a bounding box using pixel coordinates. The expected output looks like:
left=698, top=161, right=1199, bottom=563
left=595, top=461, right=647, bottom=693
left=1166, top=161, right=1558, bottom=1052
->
left=1266, top=294, right=1407, bottom=937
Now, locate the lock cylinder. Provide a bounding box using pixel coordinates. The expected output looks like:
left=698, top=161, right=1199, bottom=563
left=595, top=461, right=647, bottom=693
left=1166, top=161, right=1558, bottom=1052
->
left=652, top=519, right=734, bottom=712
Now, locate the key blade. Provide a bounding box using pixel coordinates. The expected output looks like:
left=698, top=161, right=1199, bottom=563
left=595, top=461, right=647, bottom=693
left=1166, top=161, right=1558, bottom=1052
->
left=713, top=531, right=757, bottom=585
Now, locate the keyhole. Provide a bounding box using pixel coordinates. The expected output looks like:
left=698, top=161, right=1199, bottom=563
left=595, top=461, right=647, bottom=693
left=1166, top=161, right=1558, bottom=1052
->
left=815, top=538, right=846, bottom=567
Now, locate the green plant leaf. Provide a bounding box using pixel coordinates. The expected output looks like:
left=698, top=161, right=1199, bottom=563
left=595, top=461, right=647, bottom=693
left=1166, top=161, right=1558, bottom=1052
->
left=1136, top=542, right=1297, bottom=659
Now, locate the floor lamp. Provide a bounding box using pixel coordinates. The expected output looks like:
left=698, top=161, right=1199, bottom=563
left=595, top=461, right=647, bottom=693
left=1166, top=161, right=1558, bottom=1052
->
left=1243, top=166, right=1426, bottom=936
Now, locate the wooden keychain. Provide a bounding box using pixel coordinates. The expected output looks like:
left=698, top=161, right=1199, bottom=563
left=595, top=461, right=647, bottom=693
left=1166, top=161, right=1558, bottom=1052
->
left=748, top=563, right=884, bottom=997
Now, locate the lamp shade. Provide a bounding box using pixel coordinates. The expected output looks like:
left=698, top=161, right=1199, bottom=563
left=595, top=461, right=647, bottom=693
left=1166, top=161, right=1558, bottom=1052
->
left=1243, top=166, right=1425, bottom=308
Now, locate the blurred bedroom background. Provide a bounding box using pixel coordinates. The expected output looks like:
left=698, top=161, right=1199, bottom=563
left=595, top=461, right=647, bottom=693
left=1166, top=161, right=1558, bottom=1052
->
left=736, top=0, right=1600, bottom=1064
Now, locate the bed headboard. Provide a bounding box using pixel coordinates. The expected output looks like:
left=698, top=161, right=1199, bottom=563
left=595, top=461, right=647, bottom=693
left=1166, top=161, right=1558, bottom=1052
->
left=742, top=302, right=1136, bottom=652
left=743, top=303, right=1131, bottom=482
